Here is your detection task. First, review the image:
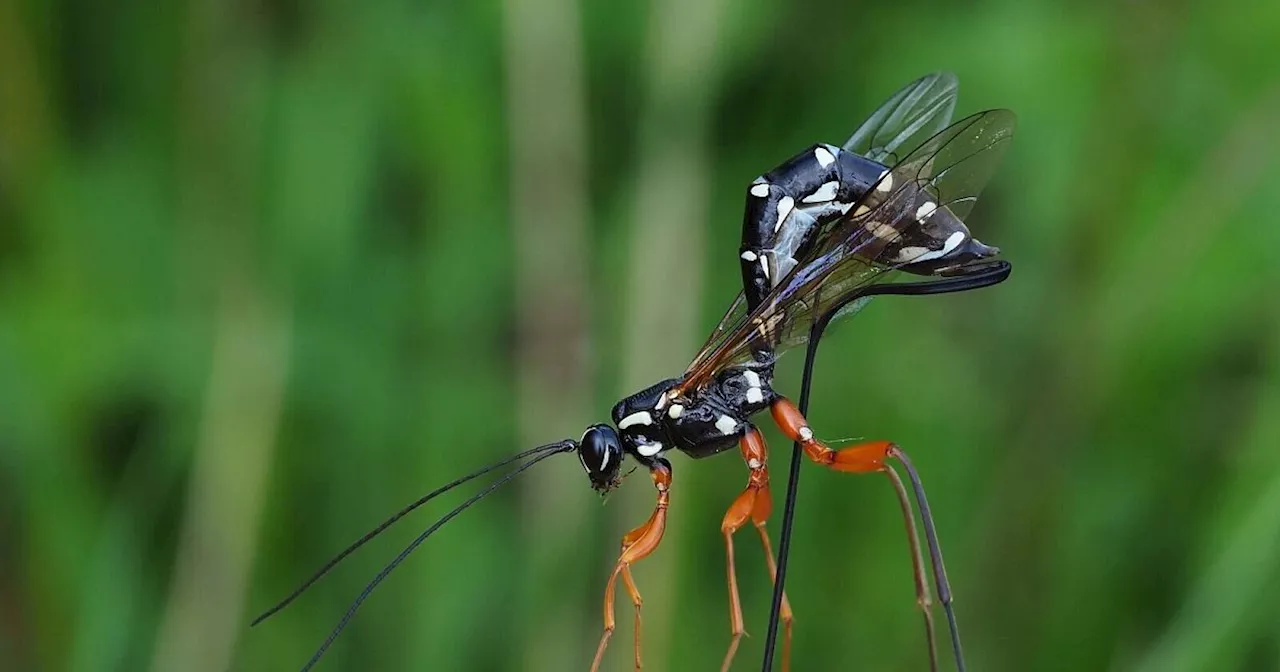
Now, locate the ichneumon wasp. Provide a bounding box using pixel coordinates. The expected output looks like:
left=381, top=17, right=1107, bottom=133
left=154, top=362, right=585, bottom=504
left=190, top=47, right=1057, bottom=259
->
left=252, top=72, right=1016, bottom=672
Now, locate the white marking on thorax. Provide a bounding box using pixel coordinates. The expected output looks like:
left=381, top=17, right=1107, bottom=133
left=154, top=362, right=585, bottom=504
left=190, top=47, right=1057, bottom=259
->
left=751, top=183, right=770, bottom=198
left=915, top=201, right=937, bottom=221
left=876, top=169, right=894, bottom=193
left=667, top=403, right=684, bottom=419
left=740, top=250, right=758, bottom=262
left=619, top=411, right=653, bottom=429
left=774, top=196, right=795, bottom=232
left=802, top=181, right=839, bottom=204
left=715, top=414, right=738, bottom=435
left=814, top=146, right=836, bottom=167
left=637, top=440, right=664, bottom=457
left=654, top=393, right=668, bottom=410
left=759, top=256, right=770, bottom=279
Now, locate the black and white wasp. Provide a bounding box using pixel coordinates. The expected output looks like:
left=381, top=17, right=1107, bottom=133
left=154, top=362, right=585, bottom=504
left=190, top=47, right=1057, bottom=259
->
left=253, top=72, right=1016, bottom=672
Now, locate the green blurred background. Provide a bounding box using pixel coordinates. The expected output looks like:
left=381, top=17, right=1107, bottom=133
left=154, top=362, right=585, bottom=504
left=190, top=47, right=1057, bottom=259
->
left=3, top=0, right=1280, bottom=670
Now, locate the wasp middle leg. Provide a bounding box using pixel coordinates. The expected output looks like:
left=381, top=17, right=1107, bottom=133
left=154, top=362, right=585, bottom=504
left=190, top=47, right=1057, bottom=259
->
left=719, top=428, right=793, bottom=672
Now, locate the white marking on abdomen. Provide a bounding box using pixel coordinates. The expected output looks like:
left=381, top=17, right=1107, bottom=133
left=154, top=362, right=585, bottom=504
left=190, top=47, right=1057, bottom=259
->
left=745, top=388, right=764, bottom=404
left=742, top=370, right=761, bottom=388
left=802, top=181, right=839, bottom=204
left=751, top=183, right=770, bottom=198
left=774, top=196, right=795, bottom=232
left=897, top=231, right=967, bottom=264
left=740, top=250, right=758, bottom=262
left=814, top=146, right=836, bottom=167
left=619, top=411, right=653, bottom=429
left=915, top=201, right=937, bottom=221
left=876, top=170, right=894, bottom=193
left=599, top=449, right=610, bottom=470
left=715, top=415, right=738, bottom=435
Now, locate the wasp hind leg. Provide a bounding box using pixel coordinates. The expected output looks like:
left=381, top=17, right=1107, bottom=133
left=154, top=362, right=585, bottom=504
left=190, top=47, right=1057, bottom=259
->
left=590, top=461, right=672, bottom=672
left=771, top=397, right=953, bottom=672
left=719, top=428, right=793, bottom=672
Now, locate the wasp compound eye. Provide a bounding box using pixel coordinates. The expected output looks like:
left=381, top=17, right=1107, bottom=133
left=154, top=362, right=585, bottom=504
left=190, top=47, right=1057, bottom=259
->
left=578, top=424, right=623, bottom=492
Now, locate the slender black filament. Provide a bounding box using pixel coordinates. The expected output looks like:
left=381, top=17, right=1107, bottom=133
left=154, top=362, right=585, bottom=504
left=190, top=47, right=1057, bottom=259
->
left=252, top=440, right=571, bottom=627
left=299, top=443, right=574, bottom=671
left=891, top=446, right=964, bottom=672
left=761, top=319, right=823, bottom=672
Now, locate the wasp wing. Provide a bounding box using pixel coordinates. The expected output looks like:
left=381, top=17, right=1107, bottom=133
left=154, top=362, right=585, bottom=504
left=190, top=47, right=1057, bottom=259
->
left=844, top=72, right=959, bottom=165
left=682, top=109, right=1016, bottom=388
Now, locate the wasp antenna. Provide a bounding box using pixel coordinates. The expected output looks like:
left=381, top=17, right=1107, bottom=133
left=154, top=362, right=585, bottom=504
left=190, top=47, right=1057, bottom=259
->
left=299, top=442, right=574, bottom=671
left=252, top=440, right=574, bottom=627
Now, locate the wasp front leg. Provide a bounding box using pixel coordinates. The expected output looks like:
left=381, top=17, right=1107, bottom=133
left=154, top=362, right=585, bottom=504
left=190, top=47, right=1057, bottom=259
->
left=590, top=460, right=672, bottom=672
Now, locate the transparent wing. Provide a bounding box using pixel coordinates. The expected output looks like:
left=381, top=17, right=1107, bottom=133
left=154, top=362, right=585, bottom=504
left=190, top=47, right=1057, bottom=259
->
left=844, top=72, right=958, bottom=165
left=682, top=109, right=1016, bottom=389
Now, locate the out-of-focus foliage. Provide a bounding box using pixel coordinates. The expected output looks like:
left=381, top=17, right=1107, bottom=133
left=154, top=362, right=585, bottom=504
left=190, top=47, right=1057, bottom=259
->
left=2, top=0, right=1279, bottom=670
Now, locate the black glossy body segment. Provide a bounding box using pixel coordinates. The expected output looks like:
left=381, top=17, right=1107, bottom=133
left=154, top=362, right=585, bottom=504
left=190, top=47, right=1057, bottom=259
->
left=739, top=144, right=890, bottom=313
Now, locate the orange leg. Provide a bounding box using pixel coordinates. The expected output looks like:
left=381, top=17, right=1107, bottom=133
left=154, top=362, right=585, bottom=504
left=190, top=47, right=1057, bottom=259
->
left=720, top=429, right=793, bottom=672
left=771, top=398, right=940, bottom=672
left=590, top=462, right=671, bottom=672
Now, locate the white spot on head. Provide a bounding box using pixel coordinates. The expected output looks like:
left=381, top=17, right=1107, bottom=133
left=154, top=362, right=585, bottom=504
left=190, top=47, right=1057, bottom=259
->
left=715, top=415, right=738, bottom=436
left=750, top=183, right=770, bottom=198
left=759, top=256, right=770, bottom=279
left=774, top=196, right=795, bottom=232
left=745, top=388, right=764, bottom=404
left=740, top=250, right=758, bottom=262
left=916, top=201, right=938, bottom=222
left=742, top=370, right=761, bottom=388
left=637, top=440, right=664, bottom=457
left=814, top=146, right=836, bottom=168
left=802, top=181, right=839, bottom=204
left=667, top=403, right=684, bottom=419
left=876, top=170, right=894, bottom=193
left=798, top=427, right=813, bottom=441
left=619, top=411, right=653, bottom=429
